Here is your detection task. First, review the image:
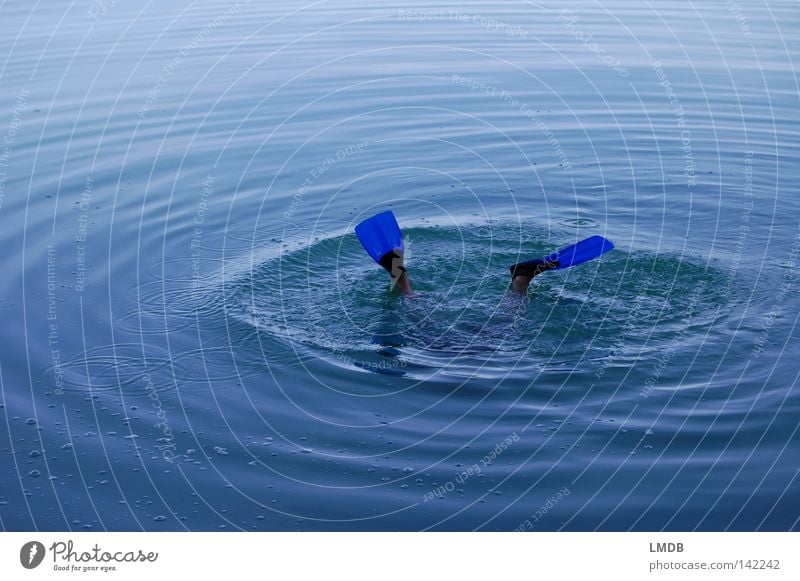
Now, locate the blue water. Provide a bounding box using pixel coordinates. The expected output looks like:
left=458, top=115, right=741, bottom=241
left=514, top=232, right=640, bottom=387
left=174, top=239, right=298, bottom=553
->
left=1, top=0, right=798, bottom=531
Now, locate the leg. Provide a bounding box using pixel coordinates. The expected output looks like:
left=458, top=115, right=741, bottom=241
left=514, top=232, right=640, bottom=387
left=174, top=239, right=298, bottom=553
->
left=511, top=274, right=534, bottom=293
left=509, top=259, right=559, bottom=293
left=379, top=250, right=413, bottom=296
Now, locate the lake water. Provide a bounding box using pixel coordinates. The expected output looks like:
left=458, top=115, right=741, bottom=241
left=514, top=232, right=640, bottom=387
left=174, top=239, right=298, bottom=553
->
left=1, top=0, right=798, bottom=531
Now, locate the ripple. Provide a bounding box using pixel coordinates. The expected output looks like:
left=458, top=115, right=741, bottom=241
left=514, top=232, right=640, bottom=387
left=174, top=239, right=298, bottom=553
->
left=42, top=339, right=266, bottom=395
left=42, top=344, right=169, bottom=394
left=559, top=217, right=598, bottom=228
left=112, top=309, right=199, bottom=337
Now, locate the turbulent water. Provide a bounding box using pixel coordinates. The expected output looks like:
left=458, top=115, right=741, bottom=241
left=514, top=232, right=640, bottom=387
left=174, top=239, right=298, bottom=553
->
left=1, top=0, right=798, bottom=531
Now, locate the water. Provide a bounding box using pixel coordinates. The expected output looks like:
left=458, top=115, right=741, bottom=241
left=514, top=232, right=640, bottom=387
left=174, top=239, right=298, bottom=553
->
left=1, top=0, right=798, bottom=531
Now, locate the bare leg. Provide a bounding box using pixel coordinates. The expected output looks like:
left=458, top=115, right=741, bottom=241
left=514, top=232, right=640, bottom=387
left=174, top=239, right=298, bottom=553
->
left=393, top=269, right=413, bottom=296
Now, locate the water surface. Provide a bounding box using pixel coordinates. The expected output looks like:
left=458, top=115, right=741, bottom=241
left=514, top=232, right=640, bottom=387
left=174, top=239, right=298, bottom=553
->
left=0, top=0, right=798, bottom=531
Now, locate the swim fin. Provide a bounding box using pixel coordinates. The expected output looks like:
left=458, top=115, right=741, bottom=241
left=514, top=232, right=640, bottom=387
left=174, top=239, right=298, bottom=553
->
left=510, top=235, right=614, bottom=277
left=355, top=210, right=404, bottom=269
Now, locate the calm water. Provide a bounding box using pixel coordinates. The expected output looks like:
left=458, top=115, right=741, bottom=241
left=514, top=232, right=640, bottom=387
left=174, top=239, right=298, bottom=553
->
left=1, top=0, right=798, bottom=531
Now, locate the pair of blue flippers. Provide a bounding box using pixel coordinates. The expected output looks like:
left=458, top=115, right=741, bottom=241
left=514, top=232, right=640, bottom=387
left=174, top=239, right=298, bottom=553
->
left=355, top=210, right=614, bottom=277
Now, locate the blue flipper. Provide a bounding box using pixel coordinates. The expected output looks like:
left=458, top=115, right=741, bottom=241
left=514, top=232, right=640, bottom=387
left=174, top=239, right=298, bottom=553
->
left=545, top=235, right=615, bottom=269
left=510, top=235, right=614, bottom=277
left=355, top=210, right=404, bottom=265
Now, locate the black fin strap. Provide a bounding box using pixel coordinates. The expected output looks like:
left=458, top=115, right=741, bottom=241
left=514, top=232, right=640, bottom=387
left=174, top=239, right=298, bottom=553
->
left=379, top=250, right=406, bottom=278
left=509, top=259, right=559, bottom=278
